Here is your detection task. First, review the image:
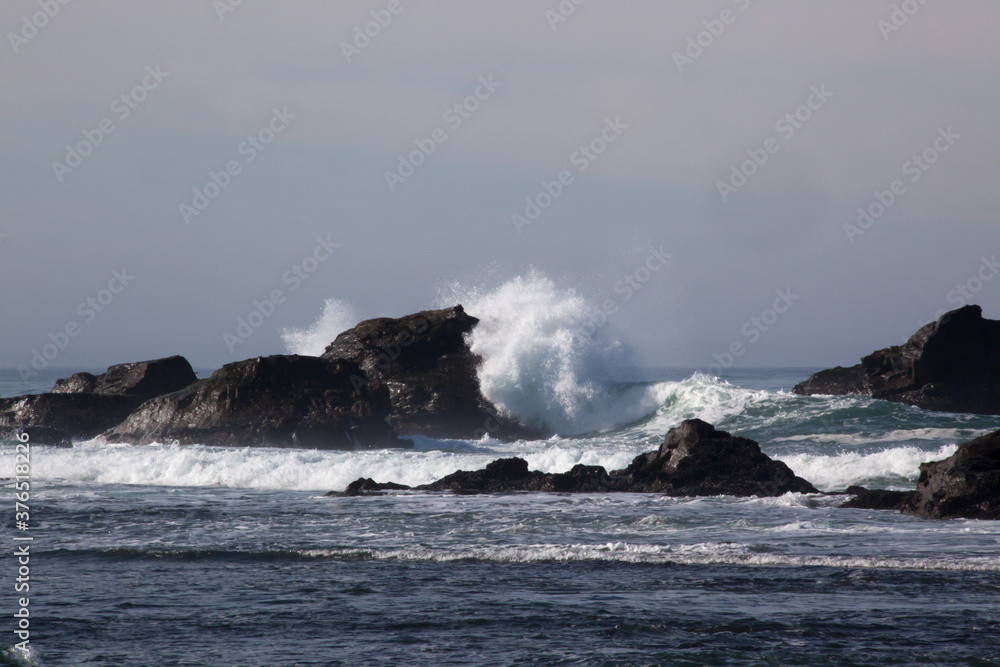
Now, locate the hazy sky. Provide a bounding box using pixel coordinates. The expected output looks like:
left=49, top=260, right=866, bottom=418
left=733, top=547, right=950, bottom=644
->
left=2, top=1, right=998, bottom=375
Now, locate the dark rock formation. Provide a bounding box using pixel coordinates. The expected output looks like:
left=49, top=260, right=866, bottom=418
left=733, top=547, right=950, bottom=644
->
left=840, top=430, right=1000, bottom=519
left=839, top=486, right=916, bottom=512
left=0, top=424, right=73, bottom=447
left=794, top=305, right=1000, bottom=415
left=611, top=419, right=818, bottom=496
left=331, top=419, right=817, bottom=496
left=0, top=356, right=198, bottom=444
left=105, top=355, right=411, bottom=450
left=52, top=355, right=197, bottom=400
left=906, top=429, right=1000, bottom=519
left=321, top=305, right=540, bottom=441
left=0, top=393, right=150, bottom=442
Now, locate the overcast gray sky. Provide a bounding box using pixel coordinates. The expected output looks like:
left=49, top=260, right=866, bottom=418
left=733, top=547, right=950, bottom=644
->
left=2, top=0, right=998, bottom=375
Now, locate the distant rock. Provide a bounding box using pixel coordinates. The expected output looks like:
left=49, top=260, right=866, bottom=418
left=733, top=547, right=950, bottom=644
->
left=321, top=305, right=540, bottom=441
left=0, top=356, right=198, bottom=444
left=52, top=355, right=197, bottom=400
left=105, top=355, right=411, bottom=450
left=794, top=305, right=1000, bottom=415
left=331, top=419, right=817, bottom=496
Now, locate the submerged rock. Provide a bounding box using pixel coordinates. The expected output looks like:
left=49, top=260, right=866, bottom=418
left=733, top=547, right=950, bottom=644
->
left=839, top=486, right=916, bottom=512
left=794, top=305, right=1000, bottom=415
left=331, top=419, right=817, bottom=496
left=321, top=305, right=540, bottom=441
left=105, top=355, right=411, bottom=450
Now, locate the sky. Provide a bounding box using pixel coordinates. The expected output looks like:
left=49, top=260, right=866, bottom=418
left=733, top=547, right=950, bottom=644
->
left=1, top=0, right=998, bottom=375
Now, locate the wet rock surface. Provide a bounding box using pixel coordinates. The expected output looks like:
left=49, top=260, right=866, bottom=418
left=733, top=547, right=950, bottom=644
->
left=105, top=355, right=411, bottom=450
left=332, top=419, right=818, bottom=497
left=321, top=305, right=540, bottom=441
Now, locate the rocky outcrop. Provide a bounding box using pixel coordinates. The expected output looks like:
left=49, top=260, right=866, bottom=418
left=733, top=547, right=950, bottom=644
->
left=332, top=419, right=817, bottom=496
left=105, top=355, right=411, bottom=450
left=0, top=356, right=198, bottom=444
left=321, top=305, right=539, bottom=441
left=610, top=419, right=818, bottom=496
left=794, top=305, right=1000, bottom=415
left=52, top=355, right=197, bottom=400
left=906, top=429, right=1000, bottom=519
left=841, top=429, right=1000, bottom=519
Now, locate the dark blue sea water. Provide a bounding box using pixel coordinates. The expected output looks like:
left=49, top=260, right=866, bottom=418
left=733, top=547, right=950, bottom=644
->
left=3, top=367, right=1000, bottom=666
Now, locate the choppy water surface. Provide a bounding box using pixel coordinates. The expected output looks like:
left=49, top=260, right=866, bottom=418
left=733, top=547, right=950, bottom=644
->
left=3, top=366, right=1000, bottom=665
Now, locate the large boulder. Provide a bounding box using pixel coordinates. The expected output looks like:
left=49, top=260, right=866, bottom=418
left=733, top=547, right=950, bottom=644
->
left=52, top=355, right=197, bottom=400
left=794, top=305, right=1000, bottom=415
left=611, top=419, right=818, bottom=496
left=0, top=356, right=198, bottom=444
left=104, top=355, right=410, bottom=450
left=841, top=430, right=1000, bottom=519
left=906, top=429, right=1000, bottom=519
left=321, top=305, right=539, bottom=441
left=333, top=419, right=817, bottom=496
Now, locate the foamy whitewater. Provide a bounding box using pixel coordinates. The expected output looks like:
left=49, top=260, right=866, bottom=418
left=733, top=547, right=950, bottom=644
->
left=3, top=273, right=1000, bottom=665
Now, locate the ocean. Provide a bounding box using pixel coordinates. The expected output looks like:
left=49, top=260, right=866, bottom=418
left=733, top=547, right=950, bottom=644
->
left=3, top=363, right=1000, bottom=666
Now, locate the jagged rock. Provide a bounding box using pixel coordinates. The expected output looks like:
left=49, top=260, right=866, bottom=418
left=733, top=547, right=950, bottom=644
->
left=906, top=429, right=1000, bottom=519
left=52, top=355, right=197, bottom=400
left=105, top=355, right=411, bottom=450
left=611, top=419, right=818, bottom=496
left=794, top=305, right=1000, bottom=415
left=321, top=305, right=540, bottom=441
left=331, top=419, right=817, bottom=496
